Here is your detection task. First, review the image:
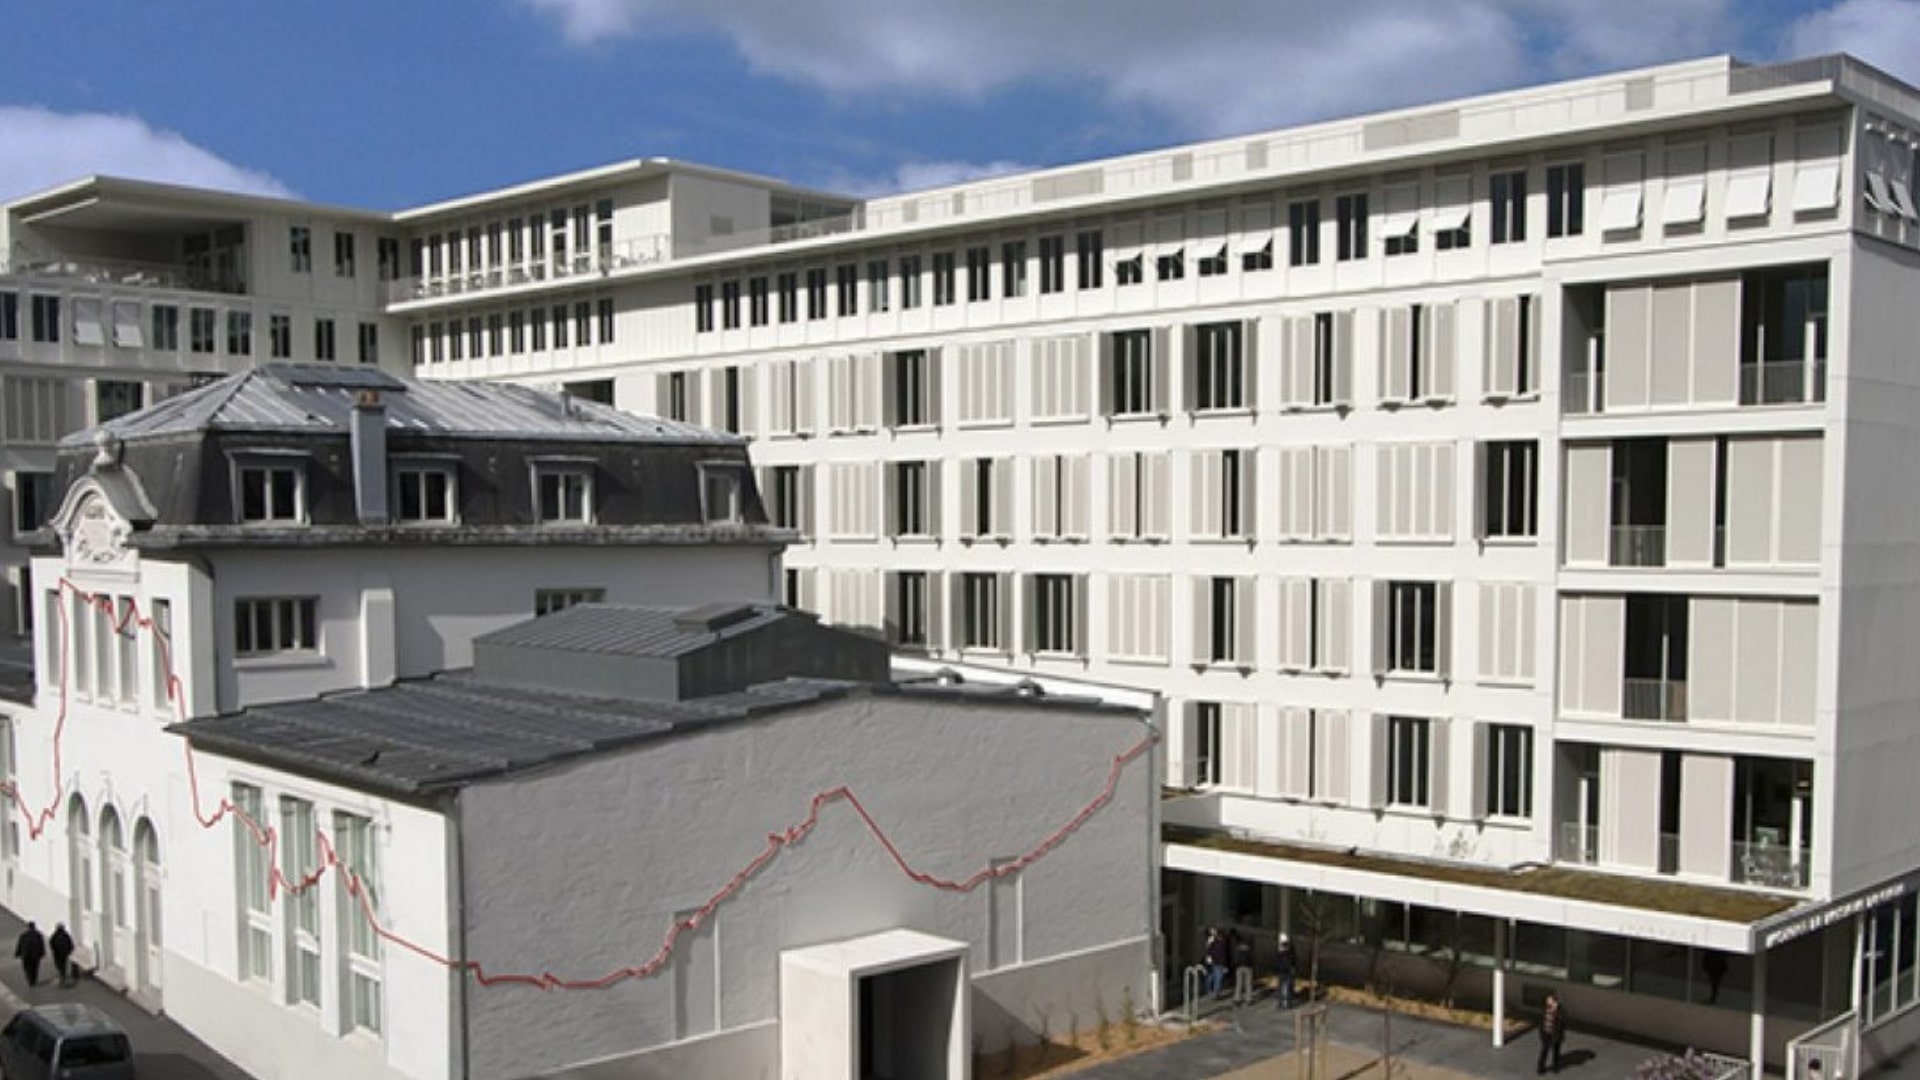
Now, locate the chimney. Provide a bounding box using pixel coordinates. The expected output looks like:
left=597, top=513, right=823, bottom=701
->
left=351, top=390, right=389, bottom=525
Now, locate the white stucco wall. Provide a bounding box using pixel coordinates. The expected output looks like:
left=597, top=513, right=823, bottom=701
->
left=454, top=692, right=1157, bottom=1080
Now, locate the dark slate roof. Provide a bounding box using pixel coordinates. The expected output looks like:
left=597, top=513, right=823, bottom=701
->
left=0, top=636, right=33, bottom=705
left=65, top=363, right=735, bottom=446
left=169, top=672, right=859, bottom=798
left=473, top=601, right=783, bottom=660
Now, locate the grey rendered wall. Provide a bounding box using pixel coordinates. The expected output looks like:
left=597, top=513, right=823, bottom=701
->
left=456, top=694, right=1156, bottom=1080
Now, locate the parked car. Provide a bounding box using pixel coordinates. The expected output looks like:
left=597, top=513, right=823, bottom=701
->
left=0, top=1003, right=134, bottom=1079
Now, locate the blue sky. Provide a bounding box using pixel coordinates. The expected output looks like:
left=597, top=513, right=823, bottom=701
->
left=0, top=0, right=1915, bottom=209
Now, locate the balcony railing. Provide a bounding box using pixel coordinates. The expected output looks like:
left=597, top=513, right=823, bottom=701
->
left=1558, top=822, right=1599, bottom=865
left=1624, top=677, right=1688, bottom=721
left=388, top=235, right=672, bottom=303
left=1609, top=524, right=1666, bottom=567
left=5, top=252, right=245, bottom=296
left=1732, top=839, right=1809, bottom=889
left=1564, top=370, right=1601, bottom=415
left=1739, top=359, right=1827, bottom=406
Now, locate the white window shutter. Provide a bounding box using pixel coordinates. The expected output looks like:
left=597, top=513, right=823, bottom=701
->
left=1033, top=456, right=1060, bottom=538
left=739, top=366, right=761, bottom=437
left=1281, top=707, right=1313, bottom=797
left=1428, top=717, right=1451, bottom=816
left=993, top=458, right=1015, bottom=539
left=1238, top=449, right=1258, bottom=540
left=1243, top=318, right=1262, bottom=411
left=769, top=362, right=794, bottom=434
left=1435, top=442, right=1456, bottom=540
left=1370, top=580, right=1390, bottom=677
left=928, top=347, right=946, bottom=428
left=1436, top=580, right=1454, bottom=680
left=1486, top=298, right=1518, bottom=397
left=1073, top=573, right=1090, bottom=657
left=856, top=352, right=883, bottom=431
left=1273, top=447, right=1301, bottom=539
left=1285, top=317, right=1313, bottom=408
left=1064, top=455, right=1089, bottom=538
left=1167, top=703, right=1198, bottom=787
left=1333, top=311, right=1355, bottom=406
left=1190, top=576, right=1212, bottom=666
left=926, top=571, right=946, bottom=652
left=995, top=571, right=1015, bottom=651
left=926, top=460, right=944, bottom=535
left=704, top=368, right=728, bottom=428
left=1108, top=453, right=1138, bottom=539
left=1323, top=445, right=1352, bottom=540
left=1470, top=722, right=1491, bottom=820
left=1151, top=326, right=1172, bottom=414
left=1322, top=710, right=1351, bottom=803
left=654, top=372, right=673, bottom=416
left=1234, top=577, right=1257, bottom=666
left=1382, top=307, right=1412, bottom=403
left=883, top=571, right=904, bottom=642
left=795, top=360, right=817, bottom=435
left=1097, top=331, right=1116, bottom=416
left=1318, top=578, right=1351, bottom=674
left=1144, top=453, right=1171, bottom=539
left=1192, top=450, right=1222, bottom=538
left=1428, top=301, right=1456, bottom=401
left=1367, top=712, right=1390, bottom=808
left=960, top=459, right=982, bottom=539
left=1376, top=445, right=1401, bottom=539
left=826, top=357, right=849, bottom=432
left=1180, top=324, right=1200, bottom=414
left=1279, top=578, right=1312, bottom=671
left=1019, top=573, right=1038, bottom=654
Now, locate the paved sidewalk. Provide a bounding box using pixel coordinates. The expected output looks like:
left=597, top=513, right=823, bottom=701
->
left=1070, top=993, right=1686, bottom=1080
left=0, top=905, right=251, bottom=1080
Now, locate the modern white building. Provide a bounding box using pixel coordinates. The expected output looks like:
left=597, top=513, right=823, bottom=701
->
left=6, top=47, right=1920, bottom=1075
left=4, top=364, right=1158, bottom=1079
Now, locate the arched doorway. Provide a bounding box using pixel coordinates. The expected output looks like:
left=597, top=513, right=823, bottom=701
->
left=98, top=806, right=126, bottom=980
left=132, top=819, right=162, bottom=1004
left=66, top=795, right=92, bottom=954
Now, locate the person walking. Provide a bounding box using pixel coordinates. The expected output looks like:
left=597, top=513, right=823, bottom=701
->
left=1274, top=933, right=1298, bottom=1009
left=1203, top=927, right=1229, bottom=998
left=48, top=924, right=73, bottom=987
left=1537, top=990, right=1566, bottom=1074
left=14, top=921, right=46, bottom=987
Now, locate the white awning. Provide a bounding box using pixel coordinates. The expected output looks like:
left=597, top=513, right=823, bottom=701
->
left=1791, top=160, right=1841, bottom=213
left=1661, top=176, right=1706, bottom=226
left=1865, top=171, right=1894, bottom=213
left=110, top=301, right=143, bottom=348
left=71, top=298, right=103, bottom=347
left=1890, top=178, right=1920, bottom=221
left=1724, top=169, right=1773, bottom=219
left=1432, top=202, right=1472, bottom=232
left=1599, top=185, right=1643, bottom=232
left=1381, top=211, right=1419, bottom=239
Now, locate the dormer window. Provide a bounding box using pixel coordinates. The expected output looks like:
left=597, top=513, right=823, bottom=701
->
left=700, top=464, right=744, bottom=524
left=394, top=463, right=456, bottom=524
left=533, top=463, right=592, bottom=524
left=236, top=460, right=305, bottom=524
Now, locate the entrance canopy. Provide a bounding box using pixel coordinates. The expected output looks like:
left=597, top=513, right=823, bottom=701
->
left=780, top=929, right=968, bottom=1080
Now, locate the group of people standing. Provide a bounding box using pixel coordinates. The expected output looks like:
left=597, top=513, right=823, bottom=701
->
left=13, top=921, right=77, bottom=987
left=1199, top=926, right=1300, bottom=1008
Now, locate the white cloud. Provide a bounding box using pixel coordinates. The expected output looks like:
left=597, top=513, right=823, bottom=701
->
left=823, top=159, right=1032, bottom=198
left=1785, top=0, right=1920, bottom=85
left=521, top=0, right=1769, bottom=137
left=0, top=107, right=292, bottom=203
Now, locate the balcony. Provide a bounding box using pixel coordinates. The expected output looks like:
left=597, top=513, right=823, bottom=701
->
left=1623, top=677, right=1688, bottom=722
left=1558, top=822, right=1599, bottom=865
left=388, top=235, right=672, bottom=304
left=1738, top=359, right=1826, bottom=406
left=6, top=253, right=244, bottom=296
left=1732, top=839, right=1809, bottom=889
left=1609, top=525, right=1666, bottom=568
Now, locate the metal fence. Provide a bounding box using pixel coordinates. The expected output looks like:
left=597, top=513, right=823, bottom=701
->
left=1787, top=1009, right=1858, bottom=1080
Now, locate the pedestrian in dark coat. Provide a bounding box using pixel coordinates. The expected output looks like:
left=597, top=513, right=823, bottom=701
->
left=14, top=922, right=45, bottom=987
left=48, top=924, right=73, bottom=987
left=1274, top=933, right=1298, bottom=1009
left=1537, top=991, right=1566, bottom=1074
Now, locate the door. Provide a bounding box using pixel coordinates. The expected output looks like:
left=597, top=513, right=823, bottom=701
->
left=134, top=819, right=163, bottom=1002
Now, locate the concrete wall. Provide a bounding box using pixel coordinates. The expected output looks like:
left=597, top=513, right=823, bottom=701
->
left=456, top=694, right=1157, bottom=1080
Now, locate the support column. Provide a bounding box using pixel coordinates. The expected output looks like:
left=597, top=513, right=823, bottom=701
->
left=1492, top=919, right=1508, bottom=1048
left=1750, top=948, right=1768, bottom=1076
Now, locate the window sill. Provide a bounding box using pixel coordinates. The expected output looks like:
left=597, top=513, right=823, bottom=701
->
left=1375, top=537, right=1456, bottom=546
left=1109, top=535, right=1170, bottom=545
left=1028, top=414, right=1092, bottom=427
left=1029, top=649, right=1087, bottom=663
left=888, top=423, right=940, bottom=436
left=1189, top=535, right=1255, bottom=546
left=1479, top=535, right=1539, bottom=548
left=1108, top=654, right=1172, bottom=669
left=1482, top=392, right=1541, bottom=405
left=1376, top=671, right=1447, bottom=685
left=1275, top=536, right=1350, bottom=545
left=1192, top=660, right=1256, bottom=674
left=1031, top=535, right=1089, bottom=545
left=1475, top=677, right=1536, bottom=691
left=235, top=654, right=332, bottom=673
left=1278, top=403, right=1352, bottom=415
left=1190, top=407, right=1255, bottom=421
left=953, top=419, right=1016, bottom=431
left=958, top=535, right=1013, bottom=546
left=1106, top=412, right=1170, bottom=426
left=889, top=535, right=941, bottom=546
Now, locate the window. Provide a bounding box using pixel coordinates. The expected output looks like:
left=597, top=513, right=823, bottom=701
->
left=269, top=315, right=291, bottom=359
left=574, top=301, right=592, bottom=345
left=957, top=571, right=1009, bottom=650
left=1434, top=175, right=1472, bottom=249
left=1155, top=246, right=1184, bottom=281
left=766, top=464, right=812, bottom=534
left=28, top=295, right=57, bottom=343
left=930, top=252, right=956, bottom=306
left=535, top=587, right=604, bottom=616
left=1740, top=263, right=1828, bottom=406
left=1105, top=329, right=1162, bottom=417
left=712, top=366, right=746, bottom=434
left=1378, top=580, right=1449, bottom=676
left=806, top=268, right=828, bottom=319
left=1039, top=235, right=1066, bottom=293
left=596, top=298, right=614, bottom=343
left=825, top=462, right=881, bottom=538
left=227, top=311, right=252, bottom=355
left=233, top=784, right=273, bottom=982
left=0, top=293, right=15, bottom=340
left=695, top=284, right=715, bottom=333
left=1477, top=581, right=1537, bottom=685
left=955, top=340, right=1014, bottom=426
left=1028, top=573, right=1083, bottom=655
left=777, top=271, right=799, bottom=323
left=1001, top=241, right=1027, bottom=298
left=1193, top=703, right=1224, bottom=787
left=234, top=597, right=318, bottom=656
left=1195, top=576, right=1255, bottom=666
left=1288, top=199, right=1321, bottom=266
left=1276, top=708, right=1352, bottom=801
left=1386, top=716, right=1433, bottom=808
left=186, top=308, right=215, bottom=354
left=1335, top=193, right=1367, bottom=261
left=826, top=353, right=881, bottom=433
left=748, top=276, right=770, bottom=325
left=508, top=311, right=525, bottom=354
left=1378, top=303, right=1456, bottom=404
left=1376, top=442, right=1455, bottom=542
left=836, top=264, right=858, bottom=316
left=1190, top=448, right=1254, bottom=540
left=1276, top=577, right=1353, bottom=674
left=718, top=281, right=740, bottom=329
left=377, top=237, right=401, bottom=281
left=336, top=812, right=383, bottom=1036
left=1191, top=321, right=1247, bottom=411
left=1197, top=242, right=1229, bottom=276
left=289, top=226, right=311, bottom=273
left=865, top=261, right=888, bottom=314
left=2, top=377, right=76, bottom=445
left=1482, top=722, right=1528, bottom=814
left=535, top=466, right=591, bottom=523
left=11, top=471, right=52, bottom=535
left=1115, top=252, right=1144, bottom=286
left=114, top=596, right=137, bottom=705
left=965, top=246, right=992, bottom=302
left=1480, top=441, right=1537, bottom=538
left=551, top=304, right=569, bottom=348
left=1029, top=454, right=1089, bottom=540
left=394, top=465, right=455, bottom=523
left=1106, top=451, right=1172, bottom=541
left=887, top=349, right=936, bottom=428
left=1107, top=574, right=1171, bottom=662
left=95, top=380, right=142, bottom=423
left=315, top=318, right=336, bottom=362
left=334, top=231, right=356, bottom=277
left=886, top=462, right=935, bottom=538
left=1266, top=313, right=1343, bottom=413
left=701, top=465, right=744, bottom=524
left=1484, top=295, right=1538, bottom=398
left=1075, top=230, right=1103, bottom=289
left=358, top=322, right=379, bottom=365
left=282, top=797, right=322, bottom=1007
left=766, top=359, right=816, bottom=436
left=149, top=598, right=171, bottom=711
left=886, top=571, right=935, bottom=649
left=1382, top=185, right=1419, bottom=256
left=151, top=305, right=179, bottom=351
left=237, top=462, right=303, bottom=523
left=1551, top=161, right=1582, bottom=235
left=1029, top=334, right=1091, bottom=421
left=1490, top=170, right=1527, bottom=244
left=898, top=256, right=922, bottom=310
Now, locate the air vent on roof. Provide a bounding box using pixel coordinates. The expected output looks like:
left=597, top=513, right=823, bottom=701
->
left=673, top=603, right=760, bottom=635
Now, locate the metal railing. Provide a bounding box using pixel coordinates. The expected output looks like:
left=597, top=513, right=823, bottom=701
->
left=1623, top=678, right=1688, bottom=722
left=1609, top=524, right=1666, bottom=567
left=1787, top=1009, right=1857, bottom=1080
left=1732, top=840, right=1810, bottom=889
left=1558, top=822, right=1599, bottom=865
left=1739, top=359, right=1826, bottom=406
left=4, top=252, right=245, bottom=295
left=387, top=235, right=673, bottom=303
left=1563, top=370, right=1601, bottom=414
